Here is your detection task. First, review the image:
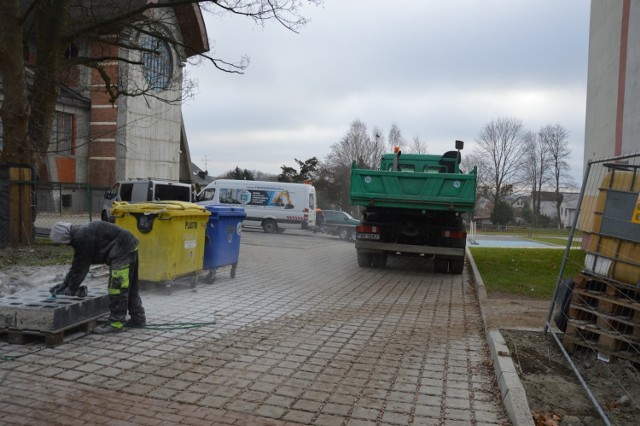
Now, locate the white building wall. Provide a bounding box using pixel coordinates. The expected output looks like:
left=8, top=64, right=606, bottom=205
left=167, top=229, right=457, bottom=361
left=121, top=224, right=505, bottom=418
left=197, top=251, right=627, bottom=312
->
left=584, top=1, right=623, bottom=163
left=115, top=10, right=185, bottom=182
left=585, top=1, right=640, bottom=164
left=622, top=4, right=640, bottom=151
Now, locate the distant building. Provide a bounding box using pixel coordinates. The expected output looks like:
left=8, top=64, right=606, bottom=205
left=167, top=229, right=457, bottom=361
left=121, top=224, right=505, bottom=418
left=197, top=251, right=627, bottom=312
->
left=559, top=193, right=580, bottom=229
left=191, top=162, right=214, bottom=191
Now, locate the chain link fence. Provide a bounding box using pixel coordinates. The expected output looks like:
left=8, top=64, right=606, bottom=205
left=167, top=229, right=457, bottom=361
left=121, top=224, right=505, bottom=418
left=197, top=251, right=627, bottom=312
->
left=1, top=169, right=108, bottom=245
left=546, top=152, right=640, bottom=425
left=33, top=181, right=108, bottom=236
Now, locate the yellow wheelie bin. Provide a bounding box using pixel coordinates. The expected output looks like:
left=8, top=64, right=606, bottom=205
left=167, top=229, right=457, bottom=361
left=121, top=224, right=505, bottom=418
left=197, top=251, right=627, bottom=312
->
left=111, top=201, right=210, bottom=293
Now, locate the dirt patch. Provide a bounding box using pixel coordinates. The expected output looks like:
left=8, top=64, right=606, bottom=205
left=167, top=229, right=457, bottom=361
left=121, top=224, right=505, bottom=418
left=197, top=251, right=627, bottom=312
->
left=490, top=294, right=640, bottom=426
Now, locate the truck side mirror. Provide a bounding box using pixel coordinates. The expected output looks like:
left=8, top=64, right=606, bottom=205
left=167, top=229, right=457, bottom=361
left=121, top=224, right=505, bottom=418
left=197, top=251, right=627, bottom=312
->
left=455, top=140, right=464, bottom=150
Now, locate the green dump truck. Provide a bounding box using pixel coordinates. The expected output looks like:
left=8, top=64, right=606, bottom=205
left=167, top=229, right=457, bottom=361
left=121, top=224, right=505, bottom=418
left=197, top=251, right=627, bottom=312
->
left=349, top=141, right=477, bottom=274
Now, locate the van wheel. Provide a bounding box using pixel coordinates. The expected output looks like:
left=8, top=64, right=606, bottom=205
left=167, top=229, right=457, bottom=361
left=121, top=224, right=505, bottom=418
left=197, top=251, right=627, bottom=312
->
left=263, top=219, right=278, bottom=233
left=338, top=227, right=350, bottom=240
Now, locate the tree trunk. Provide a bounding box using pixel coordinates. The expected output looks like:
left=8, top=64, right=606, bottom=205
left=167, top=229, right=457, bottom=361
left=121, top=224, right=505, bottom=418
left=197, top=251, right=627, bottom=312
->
left=0, top=1, right=34, bottom=244
left=29, top=1, right=70, bottom=163
left=0, top=0, right=32, bottom=165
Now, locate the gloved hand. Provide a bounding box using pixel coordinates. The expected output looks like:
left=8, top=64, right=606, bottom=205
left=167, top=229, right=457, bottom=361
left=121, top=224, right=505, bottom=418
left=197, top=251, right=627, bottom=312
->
left=49, top=283, right=68, bottom=295
left=75, top=286, right=88, bottom=298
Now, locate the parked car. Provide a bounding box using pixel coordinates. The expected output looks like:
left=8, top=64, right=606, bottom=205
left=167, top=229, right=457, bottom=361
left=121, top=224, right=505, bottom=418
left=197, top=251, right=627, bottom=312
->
left=317, top=210, right=360, bottom=240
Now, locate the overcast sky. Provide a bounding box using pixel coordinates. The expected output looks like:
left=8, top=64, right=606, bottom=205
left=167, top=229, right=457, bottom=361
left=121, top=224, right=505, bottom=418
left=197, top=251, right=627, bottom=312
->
left=182, top=0, right=591, bottom=182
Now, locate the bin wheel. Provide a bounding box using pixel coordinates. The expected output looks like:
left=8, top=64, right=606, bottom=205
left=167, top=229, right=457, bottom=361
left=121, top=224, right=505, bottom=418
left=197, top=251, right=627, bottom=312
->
left=165, top=281, right=173, bottom=295
left=206, top=270, right=216, bottom=284
left=190, top=273, right=198, bottom=289
left=231, top=264, right=237, bottom=279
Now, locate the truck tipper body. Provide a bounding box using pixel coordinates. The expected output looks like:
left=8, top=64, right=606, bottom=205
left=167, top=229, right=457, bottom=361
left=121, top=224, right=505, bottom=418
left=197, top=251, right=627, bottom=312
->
left=349, top=143, right=477, bottom=274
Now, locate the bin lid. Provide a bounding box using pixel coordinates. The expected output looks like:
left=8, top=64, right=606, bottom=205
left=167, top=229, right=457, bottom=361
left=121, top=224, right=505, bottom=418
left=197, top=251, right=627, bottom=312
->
left=112, top=201, right=210, bottom=218
left=203, top=204, right=247, bottom=218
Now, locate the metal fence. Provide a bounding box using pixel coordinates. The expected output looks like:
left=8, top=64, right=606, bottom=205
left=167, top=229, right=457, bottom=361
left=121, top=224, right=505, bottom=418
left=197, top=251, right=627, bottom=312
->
left=0, top=174, right=107, bottom=244
left=545, top=152, right=640, bottom=425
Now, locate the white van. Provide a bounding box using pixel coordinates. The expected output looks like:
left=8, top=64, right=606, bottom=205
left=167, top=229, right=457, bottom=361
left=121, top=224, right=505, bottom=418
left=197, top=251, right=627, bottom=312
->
left=102, top=179, right=193, bottom=221
left=196, top=179, right=317, bottom=233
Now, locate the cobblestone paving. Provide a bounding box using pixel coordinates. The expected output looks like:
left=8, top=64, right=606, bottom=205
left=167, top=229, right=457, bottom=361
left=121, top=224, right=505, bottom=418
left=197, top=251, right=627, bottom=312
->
left=0, top=228, right=509, bottom=425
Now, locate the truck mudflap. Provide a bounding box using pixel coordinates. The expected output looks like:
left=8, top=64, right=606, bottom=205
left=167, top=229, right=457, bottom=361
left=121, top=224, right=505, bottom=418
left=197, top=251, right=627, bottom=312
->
left=355, top=241, right=465, bottom=257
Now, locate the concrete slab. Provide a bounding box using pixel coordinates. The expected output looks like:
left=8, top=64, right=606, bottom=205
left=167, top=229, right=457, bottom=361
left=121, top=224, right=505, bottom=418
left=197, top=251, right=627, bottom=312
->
left=0, top=288, right=109, bottom=333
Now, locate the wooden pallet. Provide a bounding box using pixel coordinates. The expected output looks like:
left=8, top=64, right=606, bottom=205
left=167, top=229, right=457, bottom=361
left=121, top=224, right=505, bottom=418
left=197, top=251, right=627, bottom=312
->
left=563, top=324, right=640, bottom=364
left=1, top=318, right=99, bottom=348
left=562, top=272, right=640, bottom=363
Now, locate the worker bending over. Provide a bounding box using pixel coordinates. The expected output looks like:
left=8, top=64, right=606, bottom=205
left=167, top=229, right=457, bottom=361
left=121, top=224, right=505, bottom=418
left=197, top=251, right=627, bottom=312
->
left=49, top=221, right=146, bottom=334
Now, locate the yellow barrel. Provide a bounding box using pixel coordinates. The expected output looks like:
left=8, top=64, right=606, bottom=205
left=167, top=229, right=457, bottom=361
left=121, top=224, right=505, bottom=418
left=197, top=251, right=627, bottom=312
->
left=111, top=201, right=210, bottom=282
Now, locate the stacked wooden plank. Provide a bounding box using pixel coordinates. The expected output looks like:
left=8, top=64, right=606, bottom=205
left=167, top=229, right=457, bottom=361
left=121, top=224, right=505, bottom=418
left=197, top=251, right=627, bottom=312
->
left=563, top=164, right=640, bottom=363
left=563, top=273, right=640, bottom=363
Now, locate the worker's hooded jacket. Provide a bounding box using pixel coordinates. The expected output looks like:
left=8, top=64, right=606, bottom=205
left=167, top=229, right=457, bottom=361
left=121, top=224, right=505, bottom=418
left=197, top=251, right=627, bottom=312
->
left=64, top=221, right=139, bottom=291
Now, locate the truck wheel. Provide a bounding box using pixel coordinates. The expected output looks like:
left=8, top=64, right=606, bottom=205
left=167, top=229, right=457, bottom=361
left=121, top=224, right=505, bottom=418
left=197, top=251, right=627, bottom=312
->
left=371, top=253, right=387, bottom=268
left=338, top=227, right=350, bottom=240
left=357, top=253, right=372, bottom=267
left=449, top=259, right=464, bottom=274
left=263, top=219, right=278, bottom=233
left=433, top=258, right=448, bottom=273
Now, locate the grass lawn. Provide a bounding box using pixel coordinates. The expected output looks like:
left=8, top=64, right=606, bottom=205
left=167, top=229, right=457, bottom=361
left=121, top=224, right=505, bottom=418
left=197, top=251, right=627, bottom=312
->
left=0, top=238, right=73, bottom=269
left=468, top=247, right=586, bottom=299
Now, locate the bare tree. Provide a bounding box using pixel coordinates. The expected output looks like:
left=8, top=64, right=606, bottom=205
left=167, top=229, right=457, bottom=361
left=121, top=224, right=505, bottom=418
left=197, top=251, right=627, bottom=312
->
left=321, top=120, right=386, bottom=210
left=461, top=150, right=490, bottom=219
left=408, top=135, right=428, bottom=154
left=475, top=117, right=528, bottom=211
left=326, top=120, right=384, bottom=170
left=523, top=129, right=551, bottom=226
left=539, top=124, right=572, bottom=228
left=387, top=122, right=405, bottom=152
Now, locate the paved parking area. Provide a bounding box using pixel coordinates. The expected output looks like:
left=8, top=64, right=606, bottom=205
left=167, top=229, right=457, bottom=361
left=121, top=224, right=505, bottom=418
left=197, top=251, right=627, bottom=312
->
left=0, top=228, right=509, bottom=425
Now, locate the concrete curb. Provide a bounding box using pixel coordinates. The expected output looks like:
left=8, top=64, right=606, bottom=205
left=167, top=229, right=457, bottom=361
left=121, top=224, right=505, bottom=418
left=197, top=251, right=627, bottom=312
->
left=466, top=248, right=535, bottom=426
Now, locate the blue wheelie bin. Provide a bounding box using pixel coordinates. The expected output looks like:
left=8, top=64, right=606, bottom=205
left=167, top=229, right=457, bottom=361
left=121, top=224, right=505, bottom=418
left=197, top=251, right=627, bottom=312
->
left=203, top=205, right=246, bottom=283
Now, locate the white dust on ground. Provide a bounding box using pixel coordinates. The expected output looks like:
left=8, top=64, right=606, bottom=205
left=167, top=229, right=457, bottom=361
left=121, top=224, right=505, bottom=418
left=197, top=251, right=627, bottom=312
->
left=0, top=265, right=109, bottom=297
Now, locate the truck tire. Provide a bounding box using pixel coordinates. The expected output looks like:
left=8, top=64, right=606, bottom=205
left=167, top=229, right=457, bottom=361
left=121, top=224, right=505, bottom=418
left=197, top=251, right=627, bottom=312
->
left=433, top=258, right=448, bottom=273
left=449, top=258, right=464, bottom=274
left=357, top=252, right=371, bottom=267
left=338, top=227, right=350, bottom=240
left=371, top=253, right=387, bottom=268
left=262, top=219, right=278, bottom=233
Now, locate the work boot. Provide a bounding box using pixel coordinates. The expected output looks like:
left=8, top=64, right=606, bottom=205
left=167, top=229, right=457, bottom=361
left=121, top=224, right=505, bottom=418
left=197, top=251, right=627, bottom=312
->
left=125, top=318, right=146, bottom=328
left=94, top=323, right=125, bottom=334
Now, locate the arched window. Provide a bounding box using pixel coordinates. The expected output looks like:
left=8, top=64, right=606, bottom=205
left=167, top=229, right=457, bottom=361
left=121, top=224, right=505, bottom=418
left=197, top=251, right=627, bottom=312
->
left=140, top=34, right=173, bottom=91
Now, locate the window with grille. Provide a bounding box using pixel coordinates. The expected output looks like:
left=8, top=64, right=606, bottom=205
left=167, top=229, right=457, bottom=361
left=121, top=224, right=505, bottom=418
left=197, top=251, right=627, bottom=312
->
left=141, top=34, right=173, bottom=91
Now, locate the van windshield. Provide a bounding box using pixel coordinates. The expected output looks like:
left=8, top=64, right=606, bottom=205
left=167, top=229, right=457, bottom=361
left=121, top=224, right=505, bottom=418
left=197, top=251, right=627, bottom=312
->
left=155, top=184, right=191, bottom=202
